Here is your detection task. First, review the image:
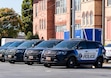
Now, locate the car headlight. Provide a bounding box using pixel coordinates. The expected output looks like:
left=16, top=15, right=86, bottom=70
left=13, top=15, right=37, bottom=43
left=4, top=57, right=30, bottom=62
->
left=56, top=51, right=67, bottom=55
left=9, top=49, right=17, bottom=53
left=0, top=49, right=6, bottom=53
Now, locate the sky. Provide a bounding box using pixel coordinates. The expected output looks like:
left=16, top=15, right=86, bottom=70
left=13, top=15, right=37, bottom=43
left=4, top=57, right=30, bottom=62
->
left=0, top=0, right=23, bottom=15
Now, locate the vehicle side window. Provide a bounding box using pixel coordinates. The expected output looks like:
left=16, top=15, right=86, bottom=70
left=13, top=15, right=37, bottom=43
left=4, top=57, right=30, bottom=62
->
left=78, top=41, right=87, bottom=49
left=95, top=42, right=103, bottom=48
left=87, top=42, right=97, bottom=49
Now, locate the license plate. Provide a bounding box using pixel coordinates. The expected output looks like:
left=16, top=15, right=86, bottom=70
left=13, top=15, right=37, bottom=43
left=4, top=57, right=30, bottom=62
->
left=0, top=54, right=2, bottom=57
left=29, top=56, right=33, bottom=59
left=8, top=55, right=12, bottom=58
left=46, top=57, right=51, bottom=61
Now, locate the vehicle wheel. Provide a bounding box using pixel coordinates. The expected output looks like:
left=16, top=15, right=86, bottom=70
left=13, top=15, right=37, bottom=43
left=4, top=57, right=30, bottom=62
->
left=9, top=61, right=15, bottom=64
left=105, top=59, right=109, bottom=63
left=27, top=62, right=34, bottom=65
left=24, top=61, right=28, bottom=64
left=1, top=59, right=5, bottom=62
left=44, top=63, right=51, bottom=68
left=95, top=58, right=103, bottom=68
left=66, top=57, right=76, bottom=68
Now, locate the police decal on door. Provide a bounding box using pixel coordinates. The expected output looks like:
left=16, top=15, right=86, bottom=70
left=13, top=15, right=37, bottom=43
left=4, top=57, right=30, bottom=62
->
left=77, top=49, right=98, bottom=60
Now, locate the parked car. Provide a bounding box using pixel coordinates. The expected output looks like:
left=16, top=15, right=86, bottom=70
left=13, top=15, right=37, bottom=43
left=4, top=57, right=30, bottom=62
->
left=104, top=44, right=111, bottom=62
left=6, top=40, right=43, bottom=63
left=24, top=39, right=63, bottom=65
left=0, top=42, right=13, bottom=49
left=0, top=41, right=24, bottom=62
left=41, top=39, right=105, bottom=68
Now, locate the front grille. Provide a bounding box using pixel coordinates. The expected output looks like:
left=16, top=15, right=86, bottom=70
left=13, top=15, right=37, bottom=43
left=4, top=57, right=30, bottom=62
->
left=44, top=50, right=57, bottom=56
left=17, top=49, right=25, bottom=53
left=25, top=50, right=40, bottom=56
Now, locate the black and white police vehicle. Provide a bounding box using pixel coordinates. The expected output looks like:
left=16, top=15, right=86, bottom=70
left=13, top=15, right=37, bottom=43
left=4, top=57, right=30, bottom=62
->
left=41, top=39, right=105, bottom=68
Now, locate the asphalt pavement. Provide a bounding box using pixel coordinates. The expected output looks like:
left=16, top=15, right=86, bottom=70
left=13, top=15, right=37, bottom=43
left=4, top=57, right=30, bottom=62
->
left=0, top=62, right=111, bottom=78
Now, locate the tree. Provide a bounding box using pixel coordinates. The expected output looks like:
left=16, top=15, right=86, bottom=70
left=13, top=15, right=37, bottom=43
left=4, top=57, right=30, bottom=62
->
left=21, top=0, right=33, bottom=35
left=0, top=8, right=23, bottom=38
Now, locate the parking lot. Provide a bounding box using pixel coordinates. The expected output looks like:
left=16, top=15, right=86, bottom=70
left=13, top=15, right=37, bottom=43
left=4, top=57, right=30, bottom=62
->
left=0, top=62, right=111, bottom=78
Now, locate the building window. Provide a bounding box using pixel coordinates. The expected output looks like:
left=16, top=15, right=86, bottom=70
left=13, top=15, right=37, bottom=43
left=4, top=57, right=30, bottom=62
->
left=56, top=25, right=67, bottom=32
left=35, top=4, right=37, bottom=17
left=55, top=0, right=67, bottom=14
left=39, top=19, right=41, bottom=29
left=86, top=12, right=89, bottom=25
left=75, top=0, right=81, bottom=11
left=108, top=0, right=111, bottom=6
left=42, top=19, right=46, bottom=29
left=90, top=11, right=93, bottom=25
left=75, top=24, right=81, bottom=29
left=35, top=25, right=37, bottom=31
left=82, top=12, right=85, bottom=25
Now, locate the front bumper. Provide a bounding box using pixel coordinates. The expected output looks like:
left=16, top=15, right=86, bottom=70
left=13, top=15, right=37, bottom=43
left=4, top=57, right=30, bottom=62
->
left=105, top=56, right=111, bottom=60
left=6, top=53, right=24, bottom=62
left=41, top=55, right=68, bottom=66
left=0, top=54, right=5, bottom=60
left=6, top=54, right=16, bottom=61
left=24, top=54, right=41, bottom=63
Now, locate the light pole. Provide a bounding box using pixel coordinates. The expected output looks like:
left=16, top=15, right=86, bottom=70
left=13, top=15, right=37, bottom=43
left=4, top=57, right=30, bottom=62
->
left=101, top=0, right=105, bottom=45
left=71, top=0, right=75, bottom=39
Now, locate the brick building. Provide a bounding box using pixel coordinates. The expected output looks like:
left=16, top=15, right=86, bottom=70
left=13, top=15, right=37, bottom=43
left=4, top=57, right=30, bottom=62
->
left=105, top=0, right=111, bottom=44
left=33, top=0, right=55, bottom=40
left=33, top=0, right=111, bottom=44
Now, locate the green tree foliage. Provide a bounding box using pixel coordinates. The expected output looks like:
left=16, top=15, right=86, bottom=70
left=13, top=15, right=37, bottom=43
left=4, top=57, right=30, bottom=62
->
left=26, top=31, right=39, bottom=40
left=0, top=8, right=23, bottom=38
left=21, top=0, right=33, bottom=35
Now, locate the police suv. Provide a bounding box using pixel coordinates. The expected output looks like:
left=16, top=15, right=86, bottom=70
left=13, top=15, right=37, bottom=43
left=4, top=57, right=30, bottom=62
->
left=41, top=39, right=105, bottom=68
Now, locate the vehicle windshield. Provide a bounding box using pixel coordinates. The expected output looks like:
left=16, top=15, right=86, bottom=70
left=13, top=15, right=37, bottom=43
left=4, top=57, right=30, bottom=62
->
left=34, top=41, right=59, bottom=48
left=17, top=41, right=36, bottom=48
left=54, top=40, right=79, bottom=49
left=8, top=41, right=23, bottom=47
left=1, top=42, right=13, bottom=47
left=105, top=44, right=111, bottom=47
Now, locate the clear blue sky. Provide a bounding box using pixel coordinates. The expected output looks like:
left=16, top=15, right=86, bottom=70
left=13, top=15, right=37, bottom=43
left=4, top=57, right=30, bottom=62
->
left=0, top=0, right=23, bottom=15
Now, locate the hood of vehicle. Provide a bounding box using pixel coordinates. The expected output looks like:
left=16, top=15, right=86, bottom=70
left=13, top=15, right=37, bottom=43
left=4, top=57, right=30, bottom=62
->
left=105, top=47, right=111, bottom=49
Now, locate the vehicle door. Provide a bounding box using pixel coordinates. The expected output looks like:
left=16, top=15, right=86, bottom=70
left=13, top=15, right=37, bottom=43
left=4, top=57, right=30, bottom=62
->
left=76, top=41, right=98, bottom=63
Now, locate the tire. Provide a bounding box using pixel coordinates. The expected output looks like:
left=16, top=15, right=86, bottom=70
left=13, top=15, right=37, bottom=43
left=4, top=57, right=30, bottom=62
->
left=105, top=59, right=109, bottom=63
left=1, top=59, right=5, bottom=62
left=66, top=57, right=76, bottom=68
left=27, top=62, right=34, bottom=65
left=9, top=61, right=15, bottom=64
left=24, top=61, right=28, bottom=64
left=95, top=58, right=103, bottom=68
left=44, top=63, right=51, bottom=68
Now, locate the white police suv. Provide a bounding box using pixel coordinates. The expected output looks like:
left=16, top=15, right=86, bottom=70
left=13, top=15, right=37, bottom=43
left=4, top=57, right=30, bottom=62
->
left=41, top=39, right=105, bottom=68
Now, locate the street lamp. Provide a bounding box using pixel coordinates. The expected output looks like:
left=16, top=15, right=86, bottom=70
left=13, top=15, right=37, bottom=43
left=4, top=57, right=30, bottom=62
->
left=101, top=0, right=105, bottom=45
left=71, top=0, right=75, bottom=39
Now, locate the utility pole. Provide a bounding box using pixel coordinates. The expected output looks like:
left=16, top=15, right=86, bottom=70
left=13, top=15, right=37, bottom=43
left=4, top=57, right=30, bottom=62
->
left=72, top=0, right=75, bottom=39
left=101, top=0, right=105, bottom=45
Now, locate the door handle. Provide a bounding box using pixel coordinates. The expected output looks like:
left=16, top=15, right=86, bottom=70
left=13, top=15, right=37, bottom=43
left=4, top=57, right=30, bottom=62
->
left=85, top=51, right=88, bottom=52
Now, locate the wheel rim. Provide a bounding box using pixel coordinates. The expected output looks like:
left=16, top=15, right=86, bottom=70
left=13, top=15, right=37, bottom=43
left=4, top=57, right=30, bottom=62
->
left=96, top=58, right=103, bottom=68
left=67, top=57, right=76, bottom=68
